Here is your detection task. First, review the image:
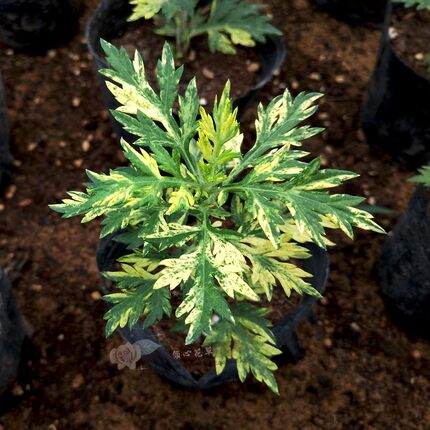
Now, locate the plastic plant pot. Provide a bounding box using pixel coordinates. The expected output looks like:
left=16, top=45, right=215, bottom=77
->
left=362, top=3, right=430, bottom=168
left=0, top=0, right=80, bottom=52
left=313, top=0, right=388, bottom=25
left=379, top=186, right=430, bottom=336
left=85, top=0, right=286, bottom=140
left=0, top=268, right=26, bottom=398
left=97, top=234, right=329, bottom=390
left=0, top=74, right=12, bottom=193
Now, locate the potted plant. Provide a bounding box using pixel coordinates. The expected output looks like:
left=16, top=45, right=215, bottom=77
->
left=86, top=0, right=286, bottom=138
left=362, top=0, right=430, bottom=168
left=0, top=73, right=12, bottom=192
left=51, top=41, right=384, bottom=392
left=0, top=268, right=26, bottom=399
left=0, top=0, right=80, bottom=52
left=313, top=0, right=388, bottom=25
left=379, top=166, right=430, bottom=334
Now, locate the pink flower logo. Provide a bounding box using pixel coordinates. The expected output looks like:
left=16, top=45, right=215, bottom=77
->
left=109, top=342, right=142, bottom=370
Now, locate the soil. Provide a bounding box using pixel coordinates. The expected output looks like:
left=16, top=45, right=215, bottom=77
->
left=391, top=8, right=430, bottom=80
left=0, top=0, right=428, bottom=429
left=111, top=20, right=260, bottom=111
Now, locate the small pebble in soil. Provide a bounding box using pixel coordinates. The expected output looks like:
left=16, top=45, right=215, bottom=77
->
left=247, top=62, right=260, bottom=73
left=48, top=425, right=58, bottom=430
left=73, top=159, right=83, bottom=168
left=72, top=97, right=81, bottom=107
left=388, top=27, right=398, bottom=40
left=309, top=72, right=321, bottom=81
left=0, top=203, right=5, bottom=211
left=58, top=334, right=65, bottom=341
left=415, top=52, right=424, bottom=61
left=290, top=79, right=300, bottom=90
left=31, top=284, right=43, bottom=292
left=82, top=139, right=91, bottom=153
left=18, top=199, right=33, bottom=208
left=71, top=373, right=85, bottom=389
left=47, top=50, right=57, bottom=58
left=350, top=322, right=361, bottom=333
left=59, top=141, right=67, bottom=148
left=188, top=50, right=196, bottom=61
left=5, top=49, right=14, bottom=56
left=368, top=196, right=376, bottom=205
left=5, top=184, right=17, bottom=200
left=202, top=67, right=215, bottom=79
left=356, top=128, right=366, bottom=142
left=199, top=97, right=208, bottom=106
left=13, top=160, right=22, bottom=167
left=335, top=75, right=346, bottom=84
left=116, top=150, right=126, bottom=163
left=320, top=297, right=328, bottom=306
left=318, top=112, right=329, bottom=120
left=27, top=142, right=38, bottom=151
left=91, top=291, right=101, bottom=301
left=12, top=385, right=24, bottom=396
left=412, top=350, right=421, bottom=360
left=323, top=338, right=333, bottom=348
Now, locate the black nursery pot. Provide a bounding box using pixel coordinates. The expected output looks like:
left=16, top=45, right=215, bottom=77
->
left=97, top=235, right=329, bottom=390
left=313, top=0, right=387, bottom=25
left=85, top=0, right=286, bottom=140
left=0, top=268, right=25, bottom=398
left=0, top=74, right=12, bottom=193
left=379, top=186, right=430, bottom=335
left=0, top=0, right=80, bottom=52
left=362, top=4, right=430, bottom=168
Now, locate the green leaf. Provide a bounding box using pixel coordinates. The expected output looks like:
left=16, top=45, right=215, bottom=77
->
left=393, top=0, right=430, bottom=9
left=201, top=0, right=282, bottom=54
left=144, top=224, right=201, bottom=251
left=103, top=286, right=149, bottom=336
left=238, top=235, right=317, bottom=300
left=410, top=166, right=430, bottom=187
left=204, top=303, right=281, bottom=393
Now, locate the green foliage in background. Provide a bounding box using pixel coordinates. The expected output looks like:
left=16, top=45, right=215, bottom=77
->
left=128, top=0, right=281, bottom=56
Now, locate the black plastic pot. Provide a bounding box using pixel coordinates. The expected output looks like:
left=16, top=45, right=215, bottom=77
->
left=362, top=3, right=430, bottom=168
left=86, top=0, right=286, bottom=139
left=0, top=0, right=80, bottom=52
left=379, top=186, right=430, bottom=335
left=0, top=268, right=25, bottom=398
left=0, top=74, right=12, bottom=193
left=314, top=0, right=388, bottom=25
left=97, top=235, right=329, bottom=390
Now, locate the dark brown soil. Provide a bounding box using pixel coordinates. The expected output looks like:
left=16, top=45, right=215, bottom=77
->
left=111, top=20, right=260, bottom=111
left=391, top=8, right=430, bottom=79
left=0, top=0, right=429, bottom=429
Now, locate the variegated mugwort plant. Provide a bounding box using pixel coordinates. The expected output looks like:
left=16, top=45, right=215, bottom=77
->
left=128, top=0, right=281, bottom=56
left=51, top=41, right=384, bottom=393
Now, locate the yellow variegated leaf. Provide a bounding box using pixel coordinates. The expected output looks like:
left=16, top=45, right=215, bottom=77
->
left=166, top=186, right=195, bottom=215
